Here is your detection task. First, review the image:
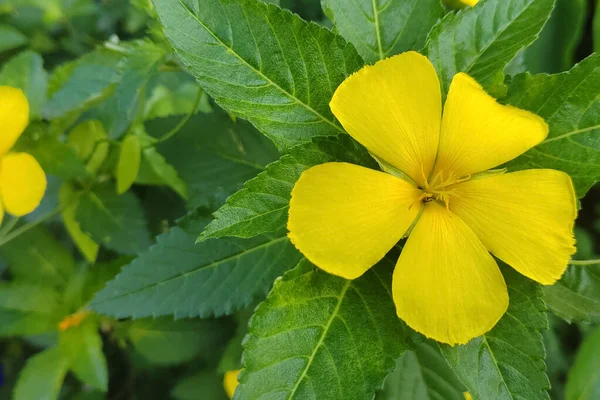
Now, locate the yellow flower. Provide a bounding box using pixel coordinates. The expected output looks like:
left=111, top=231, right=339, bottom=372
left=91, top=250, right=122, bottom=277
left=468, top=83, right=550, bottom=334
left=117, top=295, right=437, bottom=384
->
left=223, top=369, right=240, bottom=398
left=445, top=0, right=479, bottom=8
left=287, top=52, right=576, bottom=345
left=0, top=86, right=46, bottom=224
left=464, top=392, right=474, bottom=400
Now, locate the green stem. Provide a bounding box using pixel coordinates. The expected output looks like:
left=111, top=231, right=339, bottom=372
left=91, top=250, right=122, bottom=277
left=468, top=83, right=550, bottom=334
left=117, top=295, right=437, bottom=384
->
left=0, top=208, right=62, bottom=248
left=570, top=259, right=600, bottom=266
left=0, top=217, right=19, bottom=238
left=154, top=87, right=203, bottom=144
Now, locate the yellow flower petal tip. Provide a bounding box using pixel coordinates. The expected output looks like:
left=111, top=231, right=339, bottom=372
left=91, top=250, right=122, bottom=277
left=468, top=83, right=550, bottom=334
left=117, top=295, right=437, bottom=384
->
left=223, top=369, right=241, bottom=398
left=58, top=310, right=91, bottom=331
left=0, top=86, right=29, bottom=157
left=444, top=0, right=479, bottom=8
left=289, top=51, right=578, bottom=345
left=0, top=152, right=47, bottom=217
left=464, top=392, right=474, bottom=400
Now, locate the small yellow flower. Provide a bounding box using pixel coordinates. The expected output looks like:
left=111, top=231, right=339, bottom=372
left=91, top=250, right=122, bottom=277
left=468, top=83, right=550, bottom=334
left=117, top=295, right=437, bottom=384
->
left=287, top=52, right=576, bottom=345
left=445, top=0, right=479, bottom=8
left=0, top=86, right=46, bottom=224
left=223, top=369, right=240, bottom=398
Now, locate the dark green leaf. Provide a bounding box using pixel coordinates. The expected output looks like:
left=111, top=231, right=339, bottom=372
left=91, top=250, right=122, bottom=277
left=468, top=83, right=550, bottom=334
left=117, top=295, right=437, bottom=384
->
left=543, top=261, right=600, bottom=324
left=199, top=135, right=376, bottom=240
left=424, top=0, right=554, bottom=96
left=153, top=0, right=363, bottom=149
left=90, top=209, right=301, bottom=318
left=504, top=54, right=600, bottom=197
left=14, top=347, right=70, bottom=400
left=172, top=371, right=229, bottom=400
left=0, top=24, right=27, bottom=52
left=0, top=282, right=61, bottom=336
left=76, top=184, right=152, bottom=255
left=322, top=0, right=443, bottom=64
left=379, top=340, right=465, bottom=400
left=441, top=265, right=550, bottom=400
left=594, top=0, right=600, bottom=53
left=236, top=258, right=411, bottom=400
left=565, top=326, right=600, bottom=400
left=0, top=51, right=47, bottom=119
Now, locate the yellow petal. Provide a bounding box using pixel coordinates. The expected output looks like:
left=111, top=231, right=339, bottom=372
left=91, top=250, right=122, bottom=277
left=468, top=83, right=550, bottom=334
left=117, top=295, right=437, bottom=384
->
left=393, top=202, right=508, bottom=345
left=330, top=52, right=441, bottom=186
left=450, top=169, right=577, bottom=284
left=224, top=369, right=240, bottom=398
left=0, top=86, right=29, bottom=157
left=0, top=153, right=47, bottom=217
left=288, top=162, right=421, bottom=280
left=432, top=73, right=547, bottom=178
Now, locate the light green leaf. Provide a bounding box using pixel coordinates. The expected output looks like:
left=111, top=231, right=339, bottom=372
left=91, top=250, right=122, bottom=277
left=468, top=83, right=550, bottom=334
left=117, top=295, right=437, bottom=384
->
left=441, top=265, right=550, bottom=400
left=522, top=0, right=587, bottom=74
left=424, top=0, right=554, bottom=96
left=152, top=0, right=363, bottom=150
left=14, top=347, right=70, bottom=400
left=60, top=183, right=100, bottom=263
left=379, top=340, right=465, bottom=400
left=136, top=145, right=188, bottom=198
left=236, top=258, right=411, bottom=400
left=565, top=326, right=600, bottom=400
left=76, top=184, right=152, bottom=255
left=199, top=135, right=376, bottom=240
left=0, top=51, right=47, bottom=119
left=543, top=261, right=600, bottom=324
left=0, top=225, right=74, bottom=287
left=144, top=73, right=211, bottom=120
left=322, top=0, right=443, bottom=64
left=59, top=320, right=108, bottom=392
left=172, top=371, right=229, bottom=400
left=504, top=54, right=600, bottom=197
left=67, top=120, right=110, bottom=174
left=146, top=112, right=279, bottom=209
left=0, top=24, right=27, bottom=53
left=125, top=317, right=232, bottom=365
left=90, top=209, right=301, bottom=318
left=117, top=134, right=142, bottom=194
left=0, top=282, right=61, bottom=336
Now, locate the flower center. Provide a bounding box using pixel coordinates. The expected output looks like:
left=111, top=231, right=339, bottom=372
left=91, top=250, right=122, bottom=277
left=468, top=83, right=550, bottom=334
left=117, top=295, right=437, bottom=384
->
left=417, top=170, right=471, bottom=209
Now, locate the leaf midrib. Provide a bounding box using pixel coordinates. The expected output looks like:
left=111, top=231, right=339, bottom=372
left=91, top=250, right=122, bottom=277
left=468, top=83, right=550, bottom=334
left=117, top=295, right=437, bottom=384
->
left=175, top=0, right=344, bottom=133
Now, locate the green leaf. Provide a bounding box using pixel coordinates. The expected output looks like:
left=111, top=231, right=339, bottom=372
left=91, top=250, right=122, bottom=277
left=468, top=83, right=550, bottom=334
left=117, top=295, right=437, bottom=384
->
left=0, top=282, right=61, bottom=336
left=152, top=0, right=363, bottom=150
left=43, top=48, right=124, bottom=119
left=76, top=184, right=152, bottom=255
left=137, top=145, right=188, bottom=199
left=424, top=0, right=554, bottom=96
left=322, top=0, right=443, bottom=64
left=90, top=209, right=302, bottom=318
left=0, top=24, right=28, bottom=53
left=440, top=265, right=550, bottom=400
left=199, top=135, right=376, bottom=240
left=594, top=0, right=600, bottom=53
left=59, top=320, right=108, bottom=392
left=543, top=261, right=600, bottom=324
left=379, top=340, right=465, bottom=400
left=565, top=326, right=600, bottom=400
left=60, top=183, right=100, bottom=263
left=146, top=112, right=279, bottom=209
left=125, top=317, right=232, bottom=365
left=172, top=371, right=229, bottom=400
left=522, top=0, right=587, bottom=74
left=144, top=72, right=211, bottom=120
left=0, top=225, right=74, bottom=287
left=504, top=54, right=600, bottom=197
left=117, top=134, right=142, bottom=194
left=0, top=51, right=47, bottom=119
left=14, top=347, right=70, bottom=400
left=67, top=120, right=110, bottom=174
left=236, top=258, right=411, bottom=400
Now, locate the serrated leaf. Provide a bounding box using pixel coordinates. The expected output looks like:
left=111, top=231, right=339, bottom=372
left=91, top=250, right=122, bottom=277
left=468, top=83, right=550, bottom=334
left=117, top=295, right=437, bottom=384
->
left=543, top=262, right=600, bottom=324
left=59, top=320, right=108, bottom=392
left=90, top=209, right=301, bottom=318
left=322, top=0, right=443, bottom=64
left=14, top=347, right=70, bottom=400
left=236, top=258, right=410, bottom=400
left=76, top=184, right=151, bottom=255
left=0, top=225, right=74, bottom=287
left=0, top=51, right=47, bottom=119
left=125, top=317, right=232, bottom=365
left=146, top=112, right=279, bottom=209
left=199, top=135, right=376, bottom=240
left=0, top=24, right=28, bottom=53
left=379, top=340, right=465, bottom=400
left=0, top=282, right=61, bottom=336
left=117, top=134, right=142, bottom=194
left=136, top=146, right=188, bottom=198
left=60, top=183, right=100, bottom=263
left=424, top=0, right=554, bottom=96
left=440, top=265, right=550, bottom=400
left=153, top=0, right=363, bottom=150
left=504, top=54, right=600, bottom=197
left=565, top=325, right=600, bottom=400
